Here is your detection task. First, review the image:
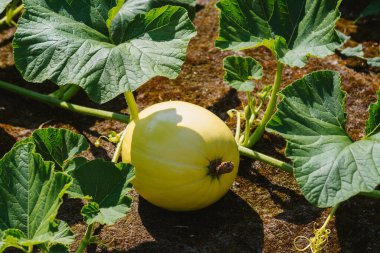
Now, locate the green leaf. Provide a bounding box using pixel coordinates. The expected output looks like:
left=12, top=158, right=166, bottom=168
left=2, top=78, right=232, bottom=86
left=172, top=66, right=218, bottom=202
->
left=109, top=0, right=195, bottom=29
left=341, top=45, right=364, bottom=58
left=67, top=159, right=135, bottom=225
left=14, top=128, right=89, bottom=170
left=48, top=220, right=74, bottom=246
left=216, top=0, right=342, bottom=67
left=14, top=1, right=196, bottom=104
left=0, top=143, right=72, bottom=249
left=223, top=56, right=263, bottom=92
left=368, top=57, right=380, bottom=67
left=267, top=71, right=380, bottom=207
left=366, top=90, right=380, bottom=136
left=0, top=0, right=12, bottom=14
left=360, top=0, right=380, bottom=18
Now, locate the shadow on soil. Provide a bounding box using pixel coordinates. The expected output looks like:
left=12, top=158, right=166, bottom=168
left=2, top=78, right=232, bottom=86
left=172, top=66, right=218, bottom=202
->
left=128, top=191, right=264, bottom=253
left=0, top=127, right=16, bottom=157
left=238, top=158, right=322, bottom=225
left=336, top=197, right=380, bottom=253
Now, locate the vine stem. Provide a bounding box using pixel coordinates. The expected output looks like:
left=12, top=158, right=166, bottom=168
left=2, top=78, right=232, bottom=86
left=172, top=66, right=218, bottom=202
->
left=245, top=62, right=284, bottom=148
left=27, top=245, right=33, bottom=253
left=238, top=145, right=380, bottom=199
left=238, top=145, right=293, bottom=173
left=0, top=80, right=129, bottom=123
left=61, top=85, right=81, bottom=101
left=75, top=223, right=94, bottom=253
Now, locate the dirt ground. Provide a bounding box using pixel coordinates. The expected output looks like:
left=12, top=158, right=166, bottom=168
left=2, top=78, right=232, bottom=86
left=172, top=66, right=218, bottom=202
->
left=0, top=0, right=379, bottom=252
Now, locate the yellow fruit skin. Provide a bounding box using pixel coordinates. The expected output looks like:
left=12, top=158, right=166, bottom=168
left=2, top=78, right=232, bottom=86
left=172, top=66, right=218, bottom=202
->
left=122, top=101, right=239, bottom=211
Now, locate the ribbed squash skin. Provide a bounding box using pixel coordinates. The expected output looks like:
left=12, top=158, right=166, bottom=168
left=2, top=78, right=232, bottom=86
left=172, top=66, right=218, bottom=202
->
left=122, top=101, right=239, bottom=211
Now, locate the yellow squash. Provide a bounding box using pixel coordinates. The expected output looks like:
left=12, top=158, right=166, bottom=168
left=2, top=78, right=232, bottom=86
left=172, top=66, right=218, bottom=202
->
left=122, top=101, right=239, bottom=211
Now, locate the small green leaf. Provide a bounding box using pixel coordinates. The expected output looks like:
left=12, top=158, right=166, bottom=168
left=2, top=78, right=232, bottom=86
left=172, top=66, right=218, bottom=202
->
left=341, top=45, right=364, bottom=58
left=223, top=56, right=263, bottom=92
left=0, top=0, right=12, bottom=14
left=216, top=0, right=342, bottom=67
left=366, top=90, right=380, bottom=136
left=0, top=143, right=72, bottom=250
left=368, top=57, right=380, bottom=67
left=267, top=71, right=380, bottom=207
left=15, top=128, right=89, bottom=170
left=14, top=1, right=196, bottom=103
left=67, top=159, right=135, bottom=225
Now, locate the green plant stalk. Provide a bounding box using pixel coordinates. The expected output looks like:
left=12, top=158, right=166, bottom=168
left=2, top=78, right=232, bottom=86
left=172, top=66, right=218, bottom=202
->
left=75, top=223, right=94, bottom=253
left=321, top=204, right=339, bottom=229
left=0, top=80, right=129, bottom=123
left=245, top=62, right=284, bottom=148
left=125, top=91, right=139, bottom=121
left=50, top=84, right=81, bottom=101
left=358, top=190, right=380, bottom=199
left=27, top=245, right=33, bottom=253
left=238, top=145, right=380, bottom=199
left=61, top=85, right=81, bottom=101
left=238, top=145, right=293, bottom=173
left=111, top=129, right=127, bottom=163
left=0, top=4, right=24, bottom=26
left=109, top=91, right=140, bottom=163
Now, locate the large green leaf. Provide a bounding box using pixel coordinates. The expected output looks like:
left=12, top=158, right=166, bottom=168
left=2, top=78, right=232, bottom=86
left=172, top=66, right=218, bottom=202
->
left=267, top=71, right=380, bottom=207
left=366, top=90, right=380, bottom=136
left=223, top=56, right=263, bottom=92
left=14, top=0, right=196, bottom=103
left=14, top=128, right=89, bottom=170
left=67, top=159, right=134, bottom=225
left=216, top=0, right=342, bottom=67
left=0, top=0, right=12, bottom=14
left=0, top=143, right=72, bottom=250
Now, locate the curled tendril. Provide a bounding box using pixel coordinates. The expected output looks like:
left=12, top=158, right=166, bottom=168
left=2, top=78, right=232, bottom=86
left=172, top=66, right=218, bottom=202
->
left=294, top=223, right=331, bottom=253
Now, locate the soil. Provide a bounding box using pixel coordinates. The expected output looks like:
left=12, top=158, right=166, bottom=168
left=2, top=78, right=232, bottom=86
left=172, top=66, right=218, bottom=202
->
left=1, top=1, right=380, bottom=253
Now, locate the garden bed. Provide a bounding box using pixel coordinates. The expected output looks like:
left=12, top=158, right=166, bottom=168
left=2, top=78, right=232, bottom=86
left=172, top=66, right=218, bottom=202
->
left=0, top=0, right=379, bottom=252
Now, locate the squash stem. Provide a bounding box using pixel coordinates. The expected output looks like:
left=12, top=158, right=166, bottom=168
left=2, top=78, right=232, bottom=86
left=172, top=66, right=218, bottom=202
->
left=238, top=145, right=293, bottom=173
left=111, top=91, right=140, bottom=163
left=245, top=62, right=284, bottom=148
left=0, top=79, right=130, bottom=123
left=75, top=223, right=94, bottom=253
left=125, top=91, right=139, bottom=121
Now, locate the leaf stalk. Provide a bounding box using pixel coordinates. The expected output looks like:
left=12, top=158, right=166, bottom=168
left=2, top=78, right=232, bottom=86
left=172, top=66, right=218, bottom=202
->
left=124, top=91, right=139, bottom=121
left=245, top=62, right=284, bottom=147
left=0, top=80, right=129, bottom=123
left=75, top=223, right=94, bottom=253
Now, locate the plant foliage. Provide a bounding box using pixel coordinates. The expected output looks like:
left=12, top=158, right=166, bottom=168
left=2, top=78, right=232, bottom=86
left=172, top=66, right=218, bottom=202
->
left=216, top=0, right=342, bottom=67
left=13, top=0, right=196, bottom=103
left=0, top=143, right=73, bottom=252
left=223, top=56, right=263, bottom=92
left=267, top=71, right=380, bottom=207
